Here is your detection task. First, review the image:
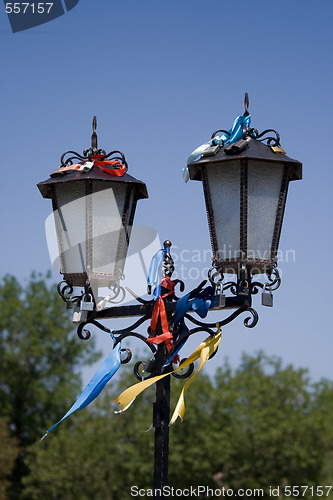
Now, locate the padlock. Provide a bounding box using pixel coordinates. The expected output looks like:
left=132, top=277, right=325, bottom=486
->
left=72, top=306, right=88, bottom=324
left=214, top=282, right=226, bottom=308
left=96, top=295, right=112, bottom=311
left=80, top=294, right=94, bottom=311
left=201, top=144, right=221, bottom=157
left=262, top=285, right=273, bottom=307
left=271, top=146, right=286, bottom=155
left=238, top=280, right=249, bottom=296
left=79, top=160, right=94, bottom=172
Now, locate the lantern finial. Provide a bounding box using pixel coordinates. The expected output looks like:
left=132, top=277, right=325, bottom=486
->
left=244, top=93, right=249, bottom=117
left=91, top=116, right=98, bottom=153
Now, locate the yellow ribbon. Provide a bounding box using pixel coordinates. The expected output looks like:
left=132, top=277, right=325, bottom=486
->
left=114, top=325, right=222, bottom=423
left=170, top=326, right=221, bottom=424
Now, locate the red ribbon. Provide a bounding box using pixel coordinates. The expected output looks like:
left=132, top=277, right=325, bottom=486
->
left=147, top=277, right=179, bottom=363
left=52, top=154, right=126, bottom=177
left=92, top=155, right=127, bottom=176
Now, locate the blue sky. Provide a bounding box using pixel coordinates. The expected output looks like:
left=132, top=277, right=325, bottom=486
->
left=1, top=0, right=332, bottom=385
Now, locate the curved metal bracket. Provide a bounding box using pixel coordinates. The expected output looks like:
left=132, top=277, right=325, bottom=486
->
left=57, top=280, right=82, bottom=308
left=184, top=306, right=258, bottom=330
left=77, top=319, right=111, bottom=340
left=248, top=127, right=280, bottom=147
left=251, top=268, right=281, bottom=294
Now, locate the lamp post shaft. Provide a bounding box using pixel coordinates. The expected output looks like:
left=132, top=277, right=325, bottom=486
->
left=153, top=319, right=171, bottom=498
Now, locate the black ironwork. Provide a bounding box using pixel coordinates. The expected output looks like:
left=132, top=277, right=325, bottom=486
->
left=38, top=100, right=301, bottom=500
left=202, top=168, right=219, bottom=260
left=209, top=93, right=281, bottom=149
left=162, top=240, right=175, bottom=278
left=208, top=262, right=281, bottom=305
left=57, top=255, right=269, bottom=500
left=56, top=240, right=283, bottom=500
left=244, top=92, right=250, bottom=117
left=51, top=195, right=283, bottom=498
left=251, top=266, right=281, bottom=294
left=58, top=116, right=128, bottom=170
left=271, top=166, right=290, bottom=261
left=240, top=158, right=248, bottom=255
left=248, top=127, right=281, bottom=147
left=60, top=148, right=128, bottom=170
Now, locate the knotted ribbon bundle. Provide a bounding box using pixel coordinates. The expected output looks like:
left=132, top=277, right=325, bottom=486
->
left=51, top=154, right=127, bottom=178
left=147, top=276, right=176, bottom=353
left=115, top=326, right=222, bottom=424
left=184, top=113, right=251, bottom=182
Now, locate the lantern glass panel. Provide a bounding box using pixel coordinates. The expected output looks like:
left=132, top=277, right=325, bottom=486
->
left=53, top=181, right=135, bottom=285
left=206, top=160, right=240, bottom=261
left=247, top=161, right=284, bottom=261
left=90, top=182, right=132, bottom=275
left=53, top=182, right=86, bottom=275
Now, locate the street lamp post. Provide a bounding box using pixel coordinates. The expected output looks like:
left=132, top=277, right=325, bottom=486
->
left=37, top=96, right=302, bottom=499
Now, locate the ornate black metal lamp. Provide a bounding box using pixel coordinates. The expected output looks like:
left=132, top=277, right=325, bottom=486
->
left=187, top=94, right=302, bottom=308
left=37, top=97, right=302, bottom=499
left=37, top=117, right=148, bottom=295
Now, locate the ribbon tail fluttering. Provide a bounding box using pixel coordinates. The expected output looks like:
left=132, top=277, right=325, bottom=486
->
left=114, top=328, right=221, bottom=423
left=41, top=342, right=121, bottom=440
left=170, top=328, right=221, bottom=424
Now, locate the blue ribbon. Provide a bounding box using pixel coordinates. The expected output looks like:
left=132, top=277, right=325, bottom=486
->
left=147, top=248, right=167, bottom=300
left=42, top=337, right=121, bottom=438
left=164, top=286, right=215, bottom=366
left=184, top=113, right=251, bottom=181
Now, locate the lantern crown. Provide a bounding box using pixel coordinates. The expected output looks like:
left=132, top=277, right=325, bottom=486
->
left=38, top=116, right=148, bottom=200
left=186, top=93, right=302, bottom=182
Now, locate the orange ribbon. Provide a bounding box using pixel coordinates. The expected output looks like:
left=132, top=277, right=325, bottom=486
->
left=147, top=277, right=179, bottom=361
left=53, top=154, right=126, bottom=177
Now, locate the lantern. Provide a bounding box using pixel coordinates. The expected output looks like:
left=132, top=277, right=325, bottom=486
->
left=187, top=133, right=302, bottom=276
left=37, top=118, right=148, bottom=289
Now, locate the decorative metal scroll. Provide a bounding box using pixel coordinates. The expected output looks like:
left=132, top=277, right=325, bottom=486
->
left=208, top=262, right=281, bottom=297
left=68, top=282, right=260, bottom=383
left=59, top=116, right=128, bottom=170
left=209, top=93, right=281, bottom=148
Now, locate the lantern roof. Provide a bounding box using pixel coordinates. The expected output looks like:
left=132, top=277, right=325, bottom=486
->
left=188, top=136, right=302, bottom=182
left=37, top=168, right=148, bottom=200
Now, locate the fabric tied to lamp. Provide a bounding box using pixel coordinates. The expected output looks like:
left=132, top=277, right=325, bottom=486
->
left=50, top=154, right=127, bottom=178
left=164, top=283, right=215, bottom=367
left=183, top=113, right=251, bottom=182
left=114, top=327, right=222, bottom=423
left=41, top=335, right=121, bottom=440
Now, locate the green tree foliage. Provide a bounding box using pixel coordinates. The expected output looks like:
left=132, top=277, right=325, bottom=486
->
left=23, top=367, right=156, bottom=500
left=0, top=273, right=99, bottom=499
left=22, top=352, right=333, bottom=500
left=170, top=353, right=331, bottom=492
left=312, top=378, right=333, bottom=483
left=0, top=419, right=19, bottom=500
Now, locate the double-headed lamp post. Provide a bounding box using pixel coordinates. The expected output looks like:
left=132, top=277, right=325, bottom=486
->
left=38, top=95, right=301, bottom=498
